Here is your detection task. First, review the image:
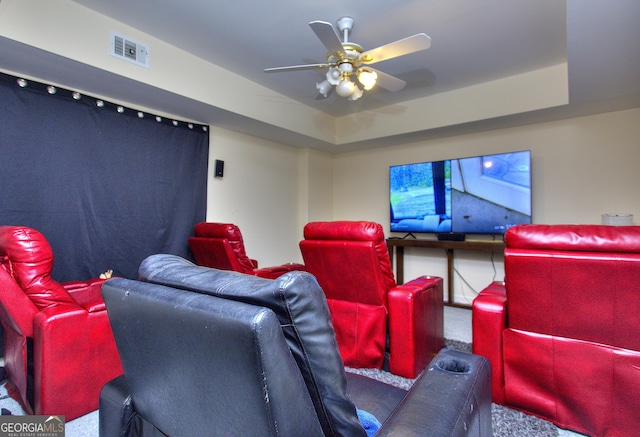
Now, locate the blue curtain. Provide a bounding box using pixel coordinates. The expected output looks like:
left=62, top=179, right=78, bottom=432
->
left=0, top=72, right=209, bottom=281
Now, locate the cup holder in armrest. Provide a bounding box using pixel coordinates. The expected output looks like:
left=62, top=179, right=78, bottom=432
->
left=435, top=357, right=471, bottom=374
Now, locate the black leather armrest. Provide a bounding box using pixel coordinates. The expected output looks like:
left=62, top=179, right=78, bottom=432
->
left=99, top=375, right=133, bottom=437
left=376, top=349, right=492, bottom=437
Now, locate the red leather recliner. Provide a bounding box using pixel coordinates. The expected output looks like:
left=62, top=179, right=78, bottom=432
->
left=473, top=224, right=640, bottom=437
left=188, top=222, right=305, bottom=279
left=299, top=221, right=444, bottom=379
left=0, top=226, right=123, bottom=420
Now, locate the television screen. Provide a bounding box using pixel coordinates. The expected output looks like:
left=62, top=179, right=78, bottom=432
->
left=390, top=150, right=531, bottom=235
left=390, top=160, right=452, bottom=233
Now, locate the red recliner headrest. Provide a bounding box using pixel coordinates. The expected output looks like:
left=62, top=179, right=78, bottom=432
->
left=0, top=226, right=76, bottom=310
left=505, top=224, right=640, bottom=253
left=303, top=221, right=385, bottom=243
left=194, top=222, right=243, bottom=240
left=192, top=222, right=254, bottom=272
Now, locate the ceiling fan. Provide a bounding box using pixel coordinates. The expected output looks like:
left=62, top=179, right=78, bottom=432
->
left=264, top=17, right=431, bottom=101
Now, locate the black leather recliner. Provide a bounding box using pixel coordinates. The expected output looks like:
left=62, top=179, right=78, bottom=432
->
left=99, top=254, right=492, bottom=437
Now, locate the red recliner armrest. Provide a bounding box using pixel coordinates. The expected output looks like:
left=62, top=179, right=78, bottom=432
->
left=33, top=304, right=123, bottom=418
left=64, top=279, right=108, bottom=312
left=472, top=281, right=507, bottom=404
left=253, top=263, right=306, bottom=279
left=388, top=276, right=444, bottom=379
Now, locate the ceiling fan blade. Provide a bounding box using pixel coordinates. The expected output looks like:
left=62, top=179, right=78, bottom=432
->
left=309, top=20, right=344, bottom=55
left=360, top=33, right=431, bottom=65
left=371, top=68, right=406, bottom=92
left=264, top=63, right=329, bottom=73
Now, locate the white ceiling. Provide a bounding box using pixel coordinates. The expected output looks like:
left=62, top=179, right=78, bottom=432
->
left=70, top=0, right=568, bottom=118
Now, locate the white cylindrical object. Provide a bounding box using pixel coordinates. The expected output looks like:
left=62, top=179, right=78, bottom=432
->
left=601, top=213, right=633, bottom=226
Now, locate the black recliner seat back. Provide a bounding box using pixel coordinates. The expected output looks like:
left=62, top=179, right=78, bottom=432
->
left=102, top=278, right=324, bottom=437
left=138, top=254, right=366, bottom=437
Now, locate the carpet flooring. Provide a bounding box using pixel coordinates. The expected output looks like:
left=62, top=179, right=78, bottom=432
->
left=442, top=340, right=561, bottom=437
left=443, top=339, right=560, bottom=437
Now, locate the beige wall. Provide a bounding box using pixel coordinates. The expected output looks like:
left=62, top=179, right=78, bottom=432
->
left=335, top=63, right=568, bottom=145
left=204, top=129, right=338, bottom=267
left=205, top=127, right=307, bottom=265
left=332, top=107, right=640, bottom=303
left=299, top=148, right=335, bottom=224
left=207, top=107, right=640, bottom=304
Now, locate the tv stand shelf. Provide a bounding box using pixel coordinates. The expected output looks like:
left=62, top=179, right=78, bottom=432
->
left=386, top=238, right=505, bottom=309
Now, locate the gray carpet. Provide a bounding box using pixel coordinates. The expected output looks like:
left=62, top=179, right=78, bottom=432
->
left=442, top=340, right=559, bottom=437
left=347, top=339, right=559, bottom=437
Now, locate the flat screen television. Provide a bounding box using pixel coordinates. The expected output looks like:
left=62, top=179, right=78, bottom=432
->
left=390, top=150, right=532, bottom=237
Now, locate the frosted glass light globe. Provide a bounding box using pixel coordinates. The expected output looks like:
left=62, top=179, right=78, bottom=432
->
left=336, top=79, right=355, bottom=97
left=316, top=80, right=332, bottom=97
left=348, top=86, right=363, bottom=101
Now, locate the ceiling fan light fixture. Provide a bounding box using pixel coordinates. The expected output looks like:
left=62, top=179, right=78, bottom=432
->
left=338, top=62, right=354, bottom=74
left=316, top=79, right=332, bottom=97
left=357, top=68, right=378, bottom=91
left=348, top=86, right=363, bottom=101
left=335, top=78, right=356, bottom=97
left=326, top=67, right=341, bottom=85
left=266, top=17, right=431, bottom=102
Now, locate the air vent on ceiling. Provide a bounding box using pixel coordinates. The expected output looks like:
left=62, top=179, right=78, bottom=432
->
left=110, top=32, right=149, bottom=68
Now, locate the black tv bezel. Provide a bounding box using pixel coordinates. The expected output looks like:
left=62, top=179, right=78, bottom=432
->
left=389, top=150, right=532, bottom=238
